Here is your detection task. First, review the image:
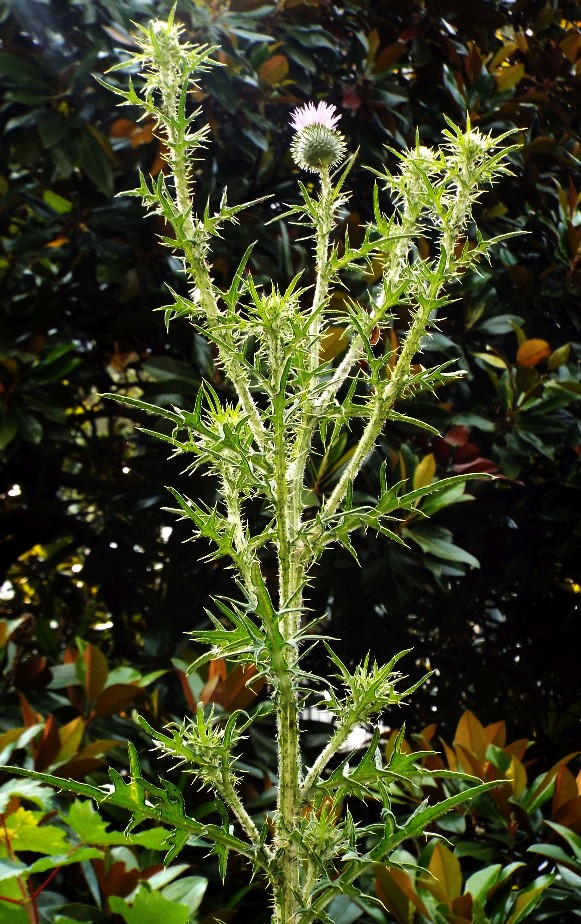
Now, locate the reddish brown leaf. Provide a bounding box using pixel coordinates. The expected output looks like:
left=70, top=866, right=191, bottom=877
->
left=35, top=715, right=61, bottom=771
left=452, top=892, right=473, bottom=918
left=92, top=858, right=139, bottom=900
left=54, top=757, right=105, bottom=780
left=373, top=40, right=407, bottom=73
left=175, top=667, right=198, bottom=713
left=342, top=84, right=361, bottom=110
left=18, top=692, right=41, bottom=730
left=222, top=664, right=265, bottom=712
left=90, top=684, right=145, bottom=720
left=444, top=426, right=470, bottom=448
left=553, top=797, right=581, bottom=832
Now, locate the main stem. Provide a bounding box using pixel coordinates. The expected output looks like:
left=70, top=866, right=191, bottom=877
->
left=273, top=379, right=303, bottom=923
left=271, top=168, right=336, bottom=923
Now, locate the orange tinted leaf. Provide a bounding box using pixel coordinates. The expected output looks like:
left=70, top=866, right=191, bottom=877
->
left=110, top=117, right=155, bottom=147
left=375, top=866, right=430, bottom=922
left=55, top=757, right=105, bottom=779
left=504, top=738, right=530, bottom=762
left=385, top=729, right=412, bottom=762
left=150, top=142, right=169, bottom=177
left=454, top=742, right=485, bottom=778
left=0, top=621, right=10, bottom=648
left=85, top=124, right=117, bottom=164
left=45, top=235, right=70, bottom=249
left=84, top=644, right=108, bottom=701
left=553, top=765, right=579, bottom=814
left=516, top=338, right=551, bottom=367
left=526, top=752, right=580, bottom=810
left=107, top=349, right=140, bottom=374
left=374, top=869, right=411, bottom=924
left=390, top=867, right=430, bottom=916
left=505, top=880, right=553, bottom=924
left=208, top=658, right=228, bottom=682
left=418, top=724, right=437, bottom=745
left=131, top=121, right=155, bottom=148
left=561, top=31, right=581, bottom=63
left=366, top=28, right=381, bottom=64
left=93, top=857, right=139, bottom=899
left=485, top=720, right=506, bottom=748
left=454, top=710, right=488, bottom=761
left=110, top=117, right=135, bottom=138
left=258, top=54, right=289, bottom=86
left=492, top=781, right=515, bottom=821
left=441, top=738, right=458, bottom=771
left=0, top=727, right=26, bottom=750
left=14, top=656, right=50, bottom=690
left=465, top=42, right=483, bottom=83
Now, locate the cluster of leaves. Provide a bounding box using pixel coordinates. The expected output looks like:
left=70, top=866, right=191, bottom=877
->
left=2, top=610, right=580, bottom=921
left=0, top=617, right=253, bottom=923
left=374, top=710, right=581, bottom=924
left=0, top=781, right=208, bottom=924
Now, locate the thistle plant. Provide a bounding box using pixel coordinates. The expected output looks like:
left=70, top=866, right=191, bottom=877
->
left=5, top=13, right=517, bottom=924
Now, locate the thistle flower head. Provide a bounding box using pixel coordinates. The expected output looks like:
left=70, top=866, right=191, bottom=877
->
left=290, top=101, right=340, bottom=133
left=290, top=101, right=346, bottom=173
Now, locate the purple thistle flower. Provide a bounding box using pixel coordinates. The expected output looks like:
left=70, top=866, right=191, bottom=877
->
left=290, top=101, right=340, bottom=133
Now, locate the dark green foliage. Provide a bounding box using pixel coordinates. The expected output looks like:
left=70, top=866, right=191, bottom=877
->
left=0, top=5, right=580, bottom=918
